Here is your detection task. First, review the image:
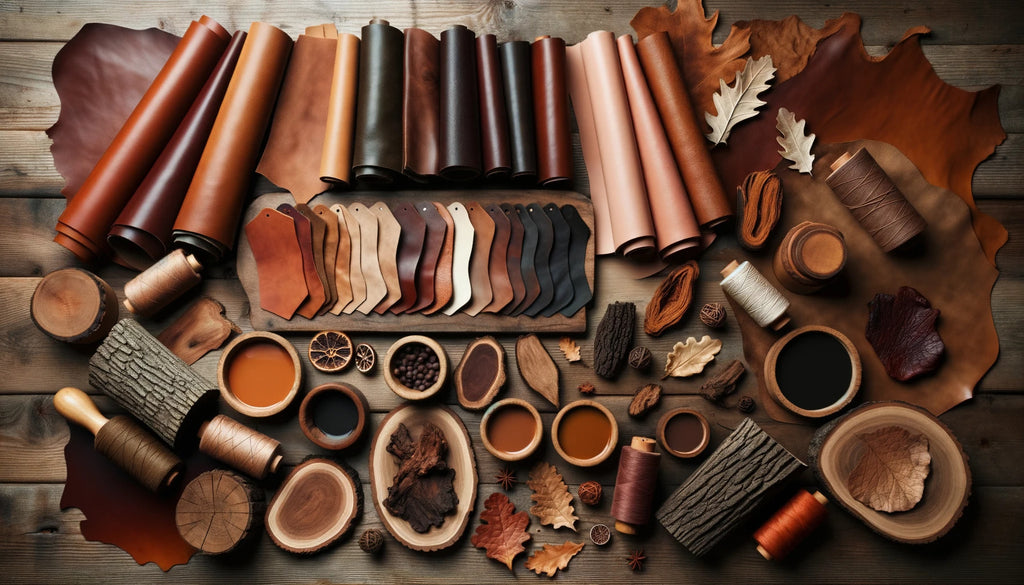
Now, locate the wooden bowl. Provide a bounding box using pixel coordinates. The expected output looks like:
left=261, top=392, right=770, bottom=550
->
left=218, top=331, right=301, bottom=417
left=764, top=325, right=861, bottom=418
left=656, top=408, right=710, bottom=458
left=480, top=398, right=543, bottom=462
left=368, top=404, right=477, bottom=552
left=810, top=402, right=971, bottom=544
left=383, top=335, right=449, bottom=401
left=551, top=400, right=619, bottom=467
left=299, top=383, right=369, bottom=450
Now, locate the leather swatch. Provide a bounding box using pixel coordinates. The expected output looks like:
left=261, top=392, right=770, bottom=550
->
left=297, top=204, right=335, bottom=311
left=522, top=203, right=555, bottom=317
left=245, top=208, right=308, bottom=319
left=403, top=28, right=441, bottom=181
left=335, top=204, right=366, bottom=314
left=483, top=204, right=514, bottom=313
left=477, top=34, right=512, bottom=180
left=352, top=19, right=404, bottom=185
left=369, top=202, right=404, bottom=314
left=54, top=17, right=231, bottom=263
left=314, top=204, right=341, bottom=315
left=532, top=36, right=572, bottom=188
left=390, top=203, right=427, bottom=314
left=511, top=203, right=542, bottom=315
left=278, top=204, right=327, bottom=318
left=439, top=25, right=482, bottom=181
left=350, top=203, right=388, bottom=314
left=541, top=204, right=574, bottom=317
left=443, top=202, right=475, bottom=315
left=498, top=41, right=538, bottom=182
left=173, top=22, right=293, bottom=263
left=423, top=202, right=456, bottom=315
left=327, top=205, right=354, bottom=314
left=559, top=204, right=593, bottom=317
left=463, top=202, right=495, bottom=316
left=500, top=203, right=527, bottom=315
left=408, top=202, right=447, bottom=312
left=320, top=33, right=360, bottom=186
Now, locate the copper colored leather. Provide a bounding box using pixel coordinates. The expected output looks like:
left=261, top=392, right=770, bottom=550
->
left=173, top=22, right=293, bottom=263
left=477, top=34, right=512, bottom=180
left=390, top=203, right=427, bottom=314
left=54, top=17, right=231, bottom=262
left=522, top=203, right=555, bottom=317
left=297, top=204, right=335, bottom=311
left=532, top=36, right=572, bottom=188
left=403, top=28, right=441, bottom=181
left=314, top=205, right=342, bottom=313
left=734, top=141, right=999, bottom=422
left=498, top=41, right=538, bottom=182
left=499, top=204, right=527, bottom=315
left=540, top=204, right=575, bottom=317
left=351, top=203, right=388, bottom=314
left=320, top=33, right=360, bottom=185
left=637, top=32, right=732, bottom=230
left=511, top=203, right=542, bottom=315
left=463, top=202, right=495, bottom=316
left=48, top=24, right=179, bottom=201
left=336, top=204, right=366, bottom=314
left=439, top=25, right=482, bottom=181
left=328, top=205, right=354, bottom=314
left=423, top=203, right=456, bottom=315
left=559, top=204, right=593, bottom=317
left=245, top=208, right=308, bottom=319
left=443, top=202, right=475, bottom=315
left=352, top=19, right=404, bottom=185
left=482, top=204, right=514, bottom=313
left=736, top=14, right=846, bottom=84
left=257, top=33, right=335, bottom=203
left=369, top=202, right=404, bottom=314
left=408, top=202, right=447, bottom=313
left=108, top=31, right=246, bottom=270
left=277, top=204, right=327, bottom=319
left=306, top=24, right=338, bottom=39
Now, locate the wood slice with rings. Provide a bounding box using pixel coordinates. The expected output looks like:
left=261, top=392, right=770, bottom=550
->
left=265, top=458, right=362, bottom=554
left=175, top=469, right=265, bottom=554
left=31, top=268, right=119, bottom=344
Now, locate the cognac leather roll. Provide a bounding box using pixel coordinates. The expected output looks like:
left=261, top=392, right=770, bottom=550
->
left=498, top=41, right=538, bottom=182
left=637, top=32, right=732, bottom=230
left=320, top=33, right=360, bottom=186
left=439, top=25, right=482, bottom=181
left=477, top=34, right=512, bottom=180
left=352, top=19, right=404, bottom=185
left=402, top=28, right=441, bottom=181
left=532, top=36, right=572, bottom=188
left=172, top=22, right=292, bottom=264
left=107, top=31, right=245, bottom=270
left=54, top=16, right=230, bottom=263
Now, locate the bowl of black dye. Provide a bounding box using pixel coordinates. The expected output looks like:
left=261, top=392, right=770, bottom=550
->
left=764, top=325, right=861, bottom=418
left=299, top=383, right=369, bottom=450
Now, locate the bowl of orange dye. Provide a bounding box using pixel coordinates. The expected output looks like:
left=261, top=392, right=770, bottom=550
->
left=218, top=331, right=302, bottom=417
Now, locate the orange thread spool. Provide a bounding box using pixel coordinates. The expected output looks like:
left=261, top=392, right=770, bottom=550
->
left=754, top=489, right=828, bottom=560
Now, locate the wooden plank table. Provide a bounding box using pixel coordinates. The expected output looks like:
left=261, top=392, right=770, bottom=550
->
left=1, top=1, right=1022, bottom=583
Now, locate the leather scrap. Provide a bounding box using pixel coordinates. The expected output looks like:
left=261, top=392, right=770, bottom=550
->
left=314, top=204, right=341, bottom=314
left=500, top=203, right=527, bottom=315
left=463, top=202, right=495, bottom=316
left=511, top=203, right=542, bottom=315
left=245, top=208, right=308, bottom=319
left=443, top=202, right=475, bottom=315
left=559, top=204, right=593, bottom=317
left=351, top=203, right=388, bottom=314
left=483, top=204, right=515, bottom=313
left=328, top=205, right=354, bottom=314
left=335, top=204, right=366, bottom=314
left=277, top=204, right=327, bottom=318
left=541, top=204, right=574, bottom=317
left=370, top=202, right=404, bottom=314
left=408, top=202, right=447, bottom=313
left=423, top=203, right=456, bottom=315
left=390, top=202, right=427, bottom=314
left=297, top=204, right=335, bottom=310
left=522, top=203, right=555, bottom=317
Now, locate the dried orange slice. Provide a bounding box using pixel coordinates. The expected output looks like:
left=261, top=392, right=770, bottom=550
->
left=308, top=330, right=353, bottom=373
left=354, top=343, right=376, bottom=374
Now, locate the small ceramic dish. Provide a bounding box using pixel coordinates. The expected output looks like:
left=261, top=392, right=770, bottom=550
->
left=299, top=383, right=369, bottom=450
left=551, top=399, right=618, bottom=467
left=480, top=398, right=543, bottom=462
left=218, top=331, right=301, bottom=417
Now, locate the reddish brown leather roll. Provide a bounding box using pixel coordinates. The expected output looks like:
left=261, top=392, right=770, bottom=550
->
left=498, top=41, right=538, bottom=182
left=54, top=17, right=230, bottom=263
left=352, top=19, right=404, bottom=185
left=173, top=22, right=293, bottom=264
left=390, top=203, right=427, bottom=314
left=407, top=202, right=447, bottom=313
left=403, top=28, right=441, bottom=181
left=108, top=31, right=245, bottom=270
left=439, top=25, right=482, bottom=181
left=637, top=32, right=732, bottom=230
left=320, top=33, right=360, bottom=186
left=532, top=36, right=572, bottom=188
left=477, top=34, right=511, bottom=180
left=482, top=204, right=514, bottom=313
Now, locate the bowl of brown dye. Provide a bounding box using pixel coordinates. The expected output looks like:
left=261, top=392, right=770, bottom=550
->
left=551, top=400, right=619, bottom=467
left=299, top=383, right=370, bottom=450
left=383, top=335, right=449, bottom=401
left=657, top=408, right=711, bottom=458
left=218, top=331, right=302, bottom=417
left=764, top=325, right=862, bottom=418
left=480, top=399, right=543, bottom=462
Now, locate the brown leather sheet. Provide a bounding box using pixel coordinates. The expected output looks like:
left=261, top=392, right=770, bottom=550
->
left=352, top=19, right=404, bottom=185
left=408, top=202, right=447, bottom=312
left=477, top=34, right=512, bottom=180
left=320, top=33, right=360, bottom=186
left=314, top=204, right=341, bottom=314
left=351, top=203, right=388, bottom=314
left=336, top=204, right=366, bottom=314
left=370, top=202, right=403, bottom=314
left=500, top=203, right=527, bottom=315
left=532, top=36, right=572, bottom=188
left=245, top=208, right=308, bottom=319
left=439, top=25, right=482, bottom=181
left=328, top=205, right=354, bottom=314
left=297, top=204, right=335, bottom=311
left=402, top=28, right=441, bottom=181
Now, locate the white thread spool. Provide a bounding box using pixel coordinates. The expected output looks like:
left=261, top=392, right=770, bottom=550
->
left=720, top=260, right=790, bottom=330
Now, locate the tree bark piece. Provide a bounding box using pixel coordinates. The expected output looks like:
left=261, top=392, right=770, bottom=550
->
left=455, top=336, right=506, bottom=410
left=383, top=422, right=459, bottom=533
left=656, top=418, right=805, bottom=557
left=31, top=268, right=119, bottom=344
left=265, top=458, right=362, bottom=554
left=515, top=334, right=559, bottom=407
left=175, top=469, right=264, bottom=555
left=699, top=359, right=746, bottom=403
left=157, top=297, right=240, bottom=364
left=628, top=384, right=662, bottom=417
left=594, top=302, right=635, bottom=378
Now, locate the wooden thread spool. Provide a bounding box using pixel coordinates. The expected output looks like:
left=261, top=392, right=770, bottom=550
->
left=54, top=387, right=182, bottom=493
left=176, top=469, right=264, bottom=555
left=720, top=260, right=790, bottom=330
left=754, top=489, right=828, bottom=560
left=123, top=248, right=203, bottom=317
left=30, top=268, right=119, bottom=344
left=198, top=415, right=283, bottom=479
left=773, top=221, right=848, bottom=294
left=611, top=436, right=661, bottom=534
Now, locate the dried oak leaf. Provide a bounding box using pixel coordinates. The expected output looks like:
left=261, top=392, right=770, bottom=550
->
left=865, top=286, right=944, bottom=382
left=662, top=336, right=722, bottom=379
left=471, top=492, right=531, bottom=570
left=527, top=462, right=578, bottom=531
left=848, top=426, right=931, bottom=513
left=705, top=55, right=776, bottom=146
left=776, top=107, right=815, bottom=174
left=525, top=541, right=585, bottom=578
left=559, top=337, right=582, bottom=363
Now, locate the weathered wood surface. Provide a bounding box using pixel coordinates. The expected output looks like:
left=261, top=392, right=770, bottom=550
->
left=0, top=0, right=1021, bottom=583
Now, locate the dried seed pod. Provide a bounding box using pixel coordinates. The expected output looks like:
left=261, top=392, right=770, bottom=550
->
left=628, top=346, right=653, bottom=371
left=738, top=169, right=784, bottom=250
left=590, top=523, right=611, bottom=546
left=738, top=396, right=756, bottom=413
left=358, top=528, right=384, bottom=554
left=629, top=384, right=662, bottom=417
left=644, top=262, right=699, bottom=337
left=578, top=382, right=596, bottom=395
left=699, top=302, right=727, bottom=328
left=354, top=343, right=376, bottom=374
left=699, top=360, right=746, bottom=404
left=578, top=481, right=603, bottom=506
left=308, top=330, right=353, bottom=373
left=594, top=302, right=636, bottom=379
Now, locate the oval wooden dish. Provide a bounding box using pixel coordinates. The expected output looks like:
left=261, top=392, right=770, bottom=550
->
left=368, top=404, right=477, bottom=551
left=382, top=335, right=449, bottom=401
left=808, top=402, right=971, bottom=544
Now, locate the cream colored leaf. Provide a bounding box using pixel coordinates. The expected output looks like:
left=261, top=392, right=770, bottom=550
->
left=776, top=107, right=816, bottom=174
left=705, top=55, right=776, bottom=146
left=525, top=541, right=585, bottom=577
left=847, top=426, right=931, bottom=513
left=663, top=335, right=722, bottom=378
left=527, top=462, right=578, bottom=531
left=559, top=337, right=581, bottom=363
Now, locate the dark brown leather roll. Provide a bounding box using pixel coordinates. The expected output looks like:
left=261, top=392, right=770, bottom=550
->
left=500, top=203, right=527, bottom=314
left=510, top=203, right=541, bottom=315
left=390, top=203, right=427, bottom=314
left=439, top=25, right=482, bottom=181
left=499, top=41, right=538, bottom=183
left=352, top=19, right=404, bottom=185
left=108, top=31, right=245, bottom=270
left=541, top=204, right=574, bottom=317
left=483, top=204, right=514, bottom=313
left=403, top=28, right=441, bottom=181
left=477, top=34, right=511, bottom=180
left=407, top=202, right=447, bottom=313
left=522, top=203, right=555, bottom=316
left=532, top=36, right=572, bottom=188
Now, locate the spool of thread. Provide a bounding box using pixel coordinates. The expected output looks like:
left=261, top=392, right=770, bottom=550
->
left=611, top=436, right=661, bottom=534
left=54, top=387, right=183, bottom=493
left=123, top=248, right=203, bottom=317
left=773, top=221, right=848, bottom=294
left=825, top=148, right=926, bottom=252
left=198, top=415, right=283, bottom=479
left=720, top=260, right=790, bottom=330
left=754, top=489, right=828, bottom=561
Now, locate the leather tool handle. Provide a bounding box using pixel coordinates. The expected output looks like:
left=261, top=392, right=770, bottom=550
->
left=54, top=387, right=108, bottom=436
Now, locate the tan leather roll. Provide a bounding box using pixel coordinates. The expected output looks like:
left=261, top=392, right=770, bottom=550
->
left=320, top=33, right=360, bottom=185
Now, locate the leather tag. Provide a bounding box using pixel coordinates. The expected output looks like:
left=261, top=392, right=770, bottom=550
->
left=559, top=204, right=594, bottom=316
left=540, top=203, right=574, bottom=317
left=521, top=203, right=555, bottom=316
left=369, top=202, right=403, bottom=314
left=277, top=203, right=327, bottom=318
left=297, top=203, right=336, bottom=312
left=407, top=201, right=447, bottom=313
left=313, top=204, right=341, bottom=315
left=333, top=204, right=366, bottom=314
left=351, top=203, right=388, bottom=314
left=245, top=208, right=308, bottom=319
left=499, top=203, right=527, bottom=314
left=422, top=202, right=456, bottom=314
left=482, top=203, right=514, bottom=312
left=462, top=202, right=495, bottom=316
left=510, top=203, right=542, bottom=315
left=390, top=202, right=427, bottom=314
left=327, top=204, right=353, bottom=314
left=442, top=202, right=475, bottom=315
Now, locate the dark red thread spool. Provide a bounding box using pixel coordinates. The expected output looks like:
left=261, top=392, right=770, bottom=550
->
left=611, top=436, right=661, bottom=534
left=754, top=489, right=828, bottom=560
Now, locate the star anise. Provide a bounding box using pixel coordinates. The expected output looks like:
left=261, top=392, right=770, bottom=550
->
left=578, top=382, right=596, bottom=395
left=626, top=549, right=646, bottom=572
left=496, top=466, right=517, bottom=491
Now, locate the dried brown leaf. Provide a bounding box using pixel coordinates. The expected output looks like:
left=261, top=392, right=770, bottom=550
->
left=470, top=492, right=531, bottom=570
left=527, top=462, right=577, bottom=531
left=559, top=337, right=581, bottom=363
left=663, top=336, right=722, bottom=379
left=525, top=541, right=585, bottom=577
left=847, top=426, right=931, bottom=513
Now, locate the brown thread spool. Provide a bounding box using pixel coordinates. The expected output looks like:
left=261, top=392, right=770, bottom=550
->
left=198, top=415, right=283, bottom=479
left=754, top=489, right=828, bottom=560
left=123, top=248, right=203, bottom=317
left=825, top=148, right=926, bottom=252
left=773, top=221, right=848, bottom=294
left=611, top=436, right=661, bottom=534
left=54, top=387, right=182, bottom=493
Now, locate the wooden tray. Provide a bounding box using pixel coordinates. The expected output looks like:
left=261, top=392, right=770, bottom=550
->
left=237, top=191, right=594, bottom=333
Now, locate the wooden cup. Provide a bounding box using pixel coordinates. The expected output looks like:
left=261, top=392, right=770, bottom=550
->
left=218, top=331, right=301, bottom=417
left=764, top=325, right=861, bottom=418
left=299, top=383, right=369, bottom=450
left=773, top=221, right=848, bottom=294
left=383, top=335, right=449, bottom=401
left=480, top=398, right=543, bottom=462
left=551, top=399, right=619, bottom=467
left=656, top=408, right=711, bottom=458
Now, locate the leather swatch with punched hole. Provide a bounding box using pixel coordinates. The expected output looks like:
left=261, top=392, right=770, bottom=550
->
left=541, top=204, right=574, bottom=317
left=500, top=203, right=527, bottom=314
left=277, top=204, right=327, bottom=318
left=483, top=204, right=515, bottom=313
left=352, top=19, right=404, bottom=185
left=297, top=204, right=335, bottom=311
left=423, top=202, right=456, bottom=315
left=245, top=208, right=309, bottom=319
left=403, top=28, right=441, bottom=181
left=498, top=41, right=537, bottom=182
left=477, top=34, right=512, bottom=179
left=320, top=32, right=360, bottom=185
left=532, top=36, right=572, bottom=187
left=443, top=202, right=475, bottom=315
left=463, top=202, right=496, bottom=316
left=439, top=25, right=482, bottom=181
left=334, top=204, right=366, bottom=314
left=408, top=202, right=447, bottom=313
left=512, top=203, right=542, bottom=315
left=328, top=205, right=353, bottom=314
left=314, top=204, right=341, bottom=314
left=390, top=203, right=427, bottom=314
left=370, top=202, right=404, bottom=314
left=350, top=203, right=388, bottom=314
left=522, top=203, right=555, bottom=317
left=559, top=204, right=593, bottom=317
